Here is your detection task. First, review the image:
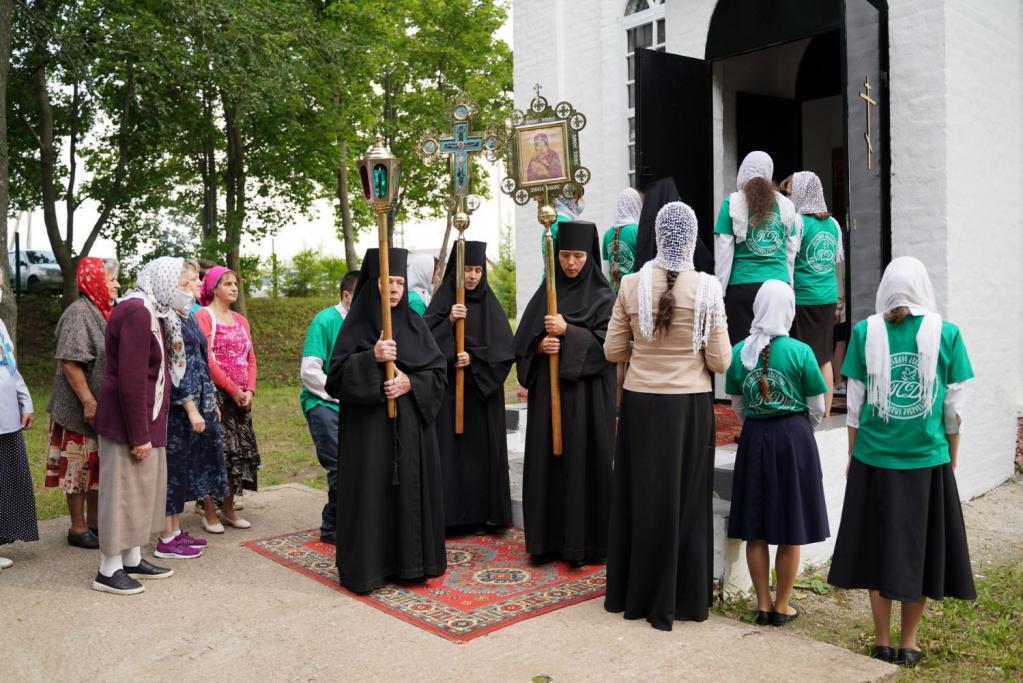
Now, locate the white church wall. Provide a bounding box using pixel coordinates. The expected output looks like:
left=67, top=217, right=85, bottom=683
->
left=941, top=0, right=1023, bottom=498
left=512, top=0, right=631, bottom=319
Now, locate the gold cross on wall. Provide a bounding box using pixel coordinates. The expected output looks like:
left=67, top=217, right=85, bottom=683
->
left=859, top=77, right=878, bottom=171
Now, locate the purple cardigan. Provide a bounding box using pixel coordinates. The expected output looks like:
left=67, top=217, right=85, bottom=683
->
left=94, top=299, right=171, bottom=447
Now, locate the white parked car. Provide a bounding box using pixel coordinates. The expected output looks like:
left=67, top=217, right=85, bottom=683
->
left=8, top=250, right=64, bottom=293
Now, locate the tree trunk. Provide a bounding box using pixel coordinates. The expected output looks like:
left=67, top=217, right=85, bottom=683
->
left=0, top=0, right=14, bottom=339
left=338, top=139, right=358, bottom=269
left=200, top=85, right=218, bottom=257
left=435, top=210, right=454, bottom=284
left=222, top=96, right=247, bottom=315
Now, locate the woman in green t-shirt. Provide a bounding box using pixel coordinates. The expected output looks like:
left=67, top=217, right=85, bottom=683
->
left=602, top=187, right=641, bottom=292
left=789, top=171, right=844, bottom=415
left=828, top=257, right=976, bottom=668
left=725, top=280, right=829, bottom=628
left=714, top=151, right=801, bottom=344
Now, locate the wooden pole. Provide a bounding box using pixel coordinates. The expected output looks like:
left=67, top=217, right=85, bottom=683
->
left=377, top=209, right=396, bottom=419
left=540, top=202, right=563, bottom=456
left=454, top=234, right=466, bottom=434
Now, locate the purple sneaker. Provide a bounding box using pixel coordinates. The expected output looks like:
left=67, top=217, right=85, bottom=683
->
left=178, top=531, right=208, bottom=548
left=154, top=537, right=202, bottom=560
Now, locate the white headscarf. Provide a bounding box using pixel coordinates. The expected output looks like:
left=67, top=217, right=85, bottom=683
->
left=638, top=202, right=725, bottom=349
left=554, top=195, right=584, bottom=220
left=791, top=171, right=829, bottom=215
left=407, top=253, right=435, bottom=307
left=613, top=187, right=642, bottom=227
left=736, top=151, right=773, bottom=191
left=121, top=256, right=187, bottom=393
left=728, top=151, right=795, bottom=243
left=865, top=257, right=942, bottom=421
left=741, top=280, right=795, bottom=371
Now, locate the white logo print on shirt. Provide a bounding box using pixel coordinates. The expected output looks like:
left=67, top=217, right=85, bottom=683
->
left=888, top=352, right=938, bottom=420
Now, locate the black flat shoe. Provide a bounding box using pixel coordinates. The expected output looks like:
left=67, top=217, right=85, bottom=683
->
left=68, top=529, right=100, bottom=549
left=92, top=569, right=144, bottom=595
left=751, top=610, right=772, bottom=626
left=870, top=645, right=895, bottom=663
left=896, top=648, right=925, bottom=667
left=319, top=532, right=336, bottom=545
left=89, top=527, right=99, bottom=538
left=123, top=559, right=173, bottom=580
left=770, top=605, right=800, bottom=626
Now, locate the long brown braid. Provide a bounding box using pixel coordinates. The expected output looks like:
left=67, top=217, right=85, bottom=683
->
left=654, top=270, right=679, bottom=337
left=758, top=339, right=773, bottom=402
left=744, top=176, right=776, bottom=225
left=611, top=226, right=622, bottom=289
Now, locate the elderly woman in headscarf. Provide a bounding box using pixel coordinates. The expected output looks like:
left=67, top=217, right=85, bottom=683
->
left=45, top=257, right=120, bottom=550
left=406, top=253, right=435, bottom=316
left=828, top=257, right=975, bottom=668
left=91, top=256, right=189, bottom=595
left=725, top=280, right=829, bottom=628
left=603, top=202, right=731, bottom=630
left=714, top=151, right=801, bottom=343
left=789, top=171, right=844, bottom=415
left=602, top=187, right=642, bottom=292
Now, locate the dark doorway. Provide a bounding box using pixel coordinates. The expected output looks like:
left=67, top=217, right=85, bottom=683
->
left=736, top=92, right=803, bottom=184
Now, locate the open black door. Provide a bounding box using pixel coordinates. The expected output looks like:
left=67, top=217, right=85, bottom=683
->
left=736, top=92, right=803, bottom=183
left=843, top=0, right=890, bottom=324
left=635, top=49, right=713, bottom=249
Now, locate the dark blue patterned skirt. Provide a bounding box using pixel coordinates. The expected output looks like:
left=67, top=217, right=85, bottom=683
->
left=0, top=431, right=39, bottom=545
left=727, top=412, right=829, bottom=546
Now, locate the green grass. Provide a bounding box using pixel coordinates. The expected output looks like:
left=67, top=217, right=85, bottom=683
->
left=712, top=561, right=1023, bottom=681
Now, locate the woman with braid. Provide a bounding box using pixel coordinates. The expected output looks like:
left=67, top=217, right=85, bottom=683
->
left=725, top=280, right=829, bottom=627
left=603, top=202, right=731, bottom=630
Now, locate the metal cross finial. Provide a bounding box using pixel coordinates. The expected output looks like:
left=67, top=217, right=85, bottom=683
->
left=533, top=83, right=543, bottom=98
left=859, top=77, right=878, bottom=171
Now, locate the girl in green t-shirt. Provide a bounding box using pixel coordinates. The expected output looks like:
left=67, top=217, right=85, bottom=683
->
left=789, top=171, right=844, bottom=415
left=827, top=257, right=975, bottom=668
left=724, top=280, right=829, bottom=628
left=602, top=187, right=641, bottom=292
left=714, top=151, right=801, bottom=344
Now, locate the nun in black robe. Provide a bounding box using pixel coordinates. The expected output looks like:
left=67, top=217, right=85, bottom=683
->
left=513, top=220, right=616, bottom=565
left=635, top=177, right=713, bottom=274
left=325, top=248, right=448, bottom=593
left=424, top=241, right=515, bottom=531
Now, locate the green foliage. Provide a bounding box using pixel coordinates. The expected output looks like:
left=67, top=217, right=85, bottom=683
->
left=282, top=249, right=348, bottom=299
left=489, top=223, right=516, bottom=318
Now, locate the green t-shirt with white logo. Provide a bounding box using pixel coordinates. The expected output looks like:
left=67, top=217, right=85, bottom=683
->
left=843, top=315, right=974, bottom=470
left=601, top=223, right=639, bottom=291
left=793, top=215, right=840, bottom=305
left=725, top=336, right=828, bottom=419
left=299, top=306, right=345, bottom=415
left=713, top=196, right=793, bottom=286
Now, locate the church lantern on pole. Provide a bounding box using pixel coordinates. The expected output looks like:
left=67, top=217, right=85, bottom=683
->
left=358, top=133, right=402, bottom=419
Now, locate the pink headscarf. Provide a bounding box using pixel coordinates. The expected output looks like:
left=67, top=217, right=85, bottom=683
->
left=200, top=265, right=231, bottom=306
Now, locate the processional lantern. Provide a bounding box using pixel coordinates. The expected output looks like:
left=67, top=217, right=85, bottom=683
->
left=500, top=84, right=590, bottom=456
left=358, top=133, right=402, bottom=419
left=418, top=92, right=504, bottom=435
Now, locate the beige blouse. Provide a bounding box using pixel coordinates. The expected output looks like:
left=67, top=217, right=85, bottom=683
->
left=604, top=269, right=732, bottom=394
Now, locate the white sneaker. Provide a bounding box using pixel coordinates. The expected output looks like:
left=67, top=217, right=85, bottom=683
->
left=0, top=557, right=12, bottom=569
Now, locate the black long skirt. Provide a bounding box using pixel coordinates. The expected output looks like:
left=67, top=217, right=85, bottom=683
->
left=827, top=458, right=976, bottom=602
left=725, top=282, right=762, bottom=344
left=792, top=303, right=836, bottom=365
left=727, top=413, right=830, bottom=545
left=604, top=391, right=715, bottom=630
left=0, top=431, right=39, bottom=545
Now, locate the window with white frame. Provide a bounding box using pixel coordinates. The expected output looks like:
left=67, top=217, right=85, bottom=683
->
left=624, top=0, right=666, bottom=187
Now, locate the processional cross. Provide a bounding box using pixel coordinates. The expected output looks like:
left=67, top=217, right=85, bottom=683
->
left=418, top=94, right=503, bottom=434
left=859, top=77, right=877, bottom=171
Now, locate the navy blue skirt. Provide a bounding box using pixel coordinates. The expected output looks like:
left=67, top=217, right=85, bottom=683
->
left=727, top=413, right=829, bottom=545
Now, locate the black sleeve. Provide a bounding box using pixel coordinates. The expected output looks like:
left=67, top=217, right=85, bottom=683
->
left=407, top=367, right=447, bottom=425
left=467, top=358, right=513, bottom=401
left=328, top=350, right=384, bottom=405
left=559, top=323, right=612, bottom=381
left=429, top=317, right=456, bottom=364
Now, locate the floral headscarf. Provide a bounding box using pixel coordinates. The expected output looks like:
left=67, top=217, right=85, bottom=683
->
left=122, top=257, right=187, bottom=387
left=200, top=265, right=230, bottom=307
left=77, top=257, right=114, bottom=320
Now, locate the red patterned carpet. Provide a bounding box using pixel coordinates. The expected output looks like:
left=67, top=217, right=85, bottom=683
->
left=715, top=403, right=742, bottom=446
left=242, top=527, right=606, bottom=642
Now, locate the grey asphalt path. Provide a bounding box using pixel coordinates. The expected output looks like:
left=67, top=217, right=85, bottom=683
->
left=0, top=483, right=895, bottom=682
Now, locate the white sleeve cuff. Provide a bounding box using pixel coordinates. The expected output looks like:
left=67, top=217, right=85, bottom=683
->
left=943, top=382, right=967, bottom=434
left=807, top=393, right=825, bottom=430
left=845, top=378, right=865, bottom=428
left=729, top=395, right=745, bottom=424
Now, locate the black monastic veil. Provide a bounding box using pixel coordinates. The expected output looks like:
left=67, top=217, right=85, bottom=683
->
left=635, top=177, right=713, bottom=274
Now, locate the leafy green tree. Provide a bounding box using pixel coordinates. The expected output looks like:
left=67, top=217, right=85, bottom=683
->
left=283, top=248, right=348, bottom=298
left=0, top=0, right=15, bottom=334
left=489, top=222, right=516, bottom=318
